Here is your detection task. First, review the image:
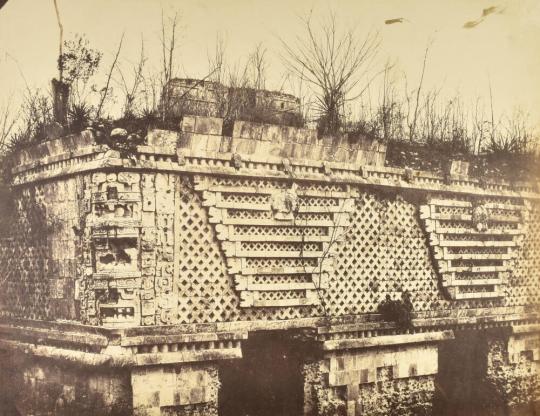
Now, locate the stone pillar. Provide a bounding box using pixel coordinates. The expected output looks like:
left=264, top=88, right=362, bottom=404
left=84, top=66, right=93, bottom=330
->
left=303, top=330, right=453, bottom=416
left=131, top=362, right=219, bottom=416
left=52, top=78, right=69, bottom=126
left=485, top=325, right=540, bottom=415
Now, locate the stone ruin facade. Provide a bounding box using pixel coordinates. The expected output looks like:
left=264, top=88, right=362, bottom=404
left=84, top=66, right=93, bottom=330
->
left=0, top=84, right=538, bottom=415
left=166, top=78, right=303, bottom=127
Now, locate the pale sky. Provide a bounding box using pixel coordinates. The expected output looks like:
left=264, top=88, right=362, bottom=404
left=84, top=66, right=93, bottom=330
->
left=1, top=0, right=540, bottom=131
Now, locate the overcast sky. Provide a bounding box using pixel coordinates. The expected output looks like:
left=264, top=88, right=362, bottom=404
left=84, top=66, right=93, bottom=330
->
left=1, top=0, right=539, bottom=132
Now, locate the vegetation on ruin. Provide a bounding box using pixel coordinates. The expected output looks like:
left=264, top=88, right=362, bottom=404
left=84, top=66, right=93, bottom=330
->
left=377, top=290, right=414, bottom=329
left=0, top=9, right=538, bottom=182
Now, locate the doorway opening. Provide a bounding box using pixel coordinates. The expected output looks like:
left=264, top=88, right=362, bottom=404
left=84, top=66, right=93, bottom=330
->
left=219, top=331, right=307, bottom=416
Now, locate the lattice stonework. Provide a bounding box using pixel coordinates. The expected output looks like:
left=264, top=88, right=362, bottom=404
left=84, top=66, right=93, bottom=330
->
left=420, top=195, right=529, bottom=300
left=193, top=175, right=355, bottom=307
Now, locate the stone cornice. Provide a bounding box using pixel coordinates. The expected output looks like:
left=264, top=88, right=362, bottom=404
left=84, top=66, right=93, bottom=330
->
left=10, top=136, right=540, bottom=201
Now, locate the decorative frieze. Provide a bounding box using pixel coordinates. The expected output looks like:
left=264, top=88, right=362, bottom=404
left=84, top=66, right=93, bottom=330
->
left=309, top=330, right=453, bottom=416
left=194, top=175, right=355, bottom=307
left=420, top=195, right=529, bottom=300
left=86, top=172, right=143, bottom=327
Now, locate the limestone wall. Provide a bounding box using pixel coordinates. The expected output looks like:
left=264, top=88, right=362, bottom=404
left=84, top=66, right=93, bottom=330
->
left=168, top=115, right=386, bottom=165
left=0, top=176, right=81, bottom=320
left=0, top=350, right=132, bottom=415
left=131, top=363, right=219, bottom=416
left=0, top=121, right=539, bottom=416
left=0, top=122, right=539, bottom=329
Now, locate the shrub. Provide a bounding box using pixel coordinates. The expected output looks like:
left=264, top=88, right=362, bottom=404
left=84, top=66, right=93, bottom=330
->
left=377, top=290, right=414, bottom=329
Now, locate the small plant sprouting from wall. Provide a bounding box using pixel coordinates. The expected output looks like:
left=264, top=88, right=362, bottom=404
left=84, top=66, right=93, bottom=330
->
left=318, top=396, right=347, bottom=416
left=377, top=290, right=414, bottom=329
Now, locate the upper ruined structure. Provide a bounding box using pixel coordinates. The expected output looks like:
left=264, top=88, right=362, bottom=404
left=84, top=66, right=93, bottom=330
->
left=166, top=78, right=303, bottom=127
left=0, top=82, right=538, bottom=415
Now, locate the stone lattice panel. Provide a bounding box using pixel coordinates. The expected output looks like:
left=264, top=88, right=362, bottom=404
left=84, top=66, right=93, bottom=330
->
left=175, top=178, right=322, bottom=323
left=193, top=175, right=355, bottom=308
left=176, top=181, right=239, bottom=323
left=507, top=202, right=540, bottom=307
left=0, top=238, right=15, bottom=314
left=327, top=191, right=445, bottom=315
left=0, top=179, right=80, bottom=321
left=420, top=195, right=528, bottom=300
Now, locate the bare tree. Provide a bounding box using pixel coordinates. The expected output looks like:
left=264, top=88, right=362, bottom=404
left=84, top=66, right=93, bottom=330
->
left=489, top=109, right=533, bottom=154
left=95, top=34, right=124, bottom=120
left=205, top=38, right=273, bottom=124
left=407, top=44, right=430, bottom=142
left=0, top=97, right=17, bottom=152
left=159, top=11, right=181, bottom=120
left=116, top=37, right=147, bottom=117
left=207, top=33, right=226, bottom=85
left=247, top=43, right=267, bottom=90
left=281, top=12, right=380, bottom=134
left=282, top=71, right=315, bottom=127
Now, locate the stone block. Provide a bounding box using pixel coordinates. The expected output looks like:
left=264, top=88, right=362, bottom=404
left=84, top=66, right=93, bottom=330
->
left=219, top=136, right=233, bottom=152
left=230, top=137, right=258, bottom=154
left=195, top=116, right=223, bottom=135
left=260, top=124, right=282, bottom=142
left=448, top=159, right=470, bottom=176
left=188, top=134, right=209, bottom=154
left=233, top=120, right=263, bottom=140
left=180, top=116, right=196, bottom=133
left=206, top=135, right=223, bottom=153
left=147, top=129, right=179, bottom=148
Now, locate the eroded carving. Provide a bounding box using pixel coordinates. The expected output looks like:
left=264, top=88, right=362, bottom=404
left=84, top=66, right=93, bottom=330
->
left=420, top=195, right=528, bottom=300
left=194, top=175, right=354, bottom=307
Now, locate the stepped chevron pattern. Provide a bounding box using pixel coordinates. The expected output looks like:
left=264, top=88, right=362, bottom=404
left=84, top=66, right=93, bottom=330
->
left=194, top=175, right=355, bottom=307
left=420, top=195, right=529, bottom=300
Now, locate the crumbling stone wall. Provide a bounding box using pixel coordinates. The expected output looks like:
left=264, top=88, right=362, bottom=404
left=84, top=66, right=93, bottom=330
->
left=131, top=363, right=219, bottom=416
left=166, top=78, right=302, bottom=126
left=357, top=375, right=434, bottom=416
left=302, top=342, right=439, bottom=416
left=436, top=329, right=540, bottom=415
left=0, top=351, right=132, bottom=415
left=1, top=168, right=538, bottom=328
left=0, top=90, right=538, bottom=416
left=0, top=177, right=81, bottom=321
left=485, top=332, right=540, bottom=414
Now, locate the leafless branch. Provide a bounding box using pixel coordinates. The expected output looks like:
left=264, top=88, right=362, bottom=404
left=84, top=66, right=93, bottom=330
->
left=0, top=96, right=18, bottom=151
left=117, top=36, right=147, bottom=117
left=52, top=0, right=64, bottom=82
left=280, top=11, right=380, bottom=134
left=159, top=10, right=181, bottom=120
left=96, top=34, right=124, bottom=119
left=408, top=43, right=430, bottom=142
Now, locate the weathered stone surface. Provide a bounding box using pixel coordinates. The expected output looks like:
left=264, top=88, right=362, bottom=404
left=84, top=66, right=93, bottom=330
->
left=304, top=336, right=443, bottom=416
left=131, top=363, right=219, bottom=416
left=485, top=330, right=540, bottom=413
left=147, top=128, right=180, bottom=148
left=110, top=128, right=128, bottom=139
left=0, top=351, right=132, bottom=415
left=180, top=115, right=223, bottom=136
left=0, top=112, right=538, bottom=414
